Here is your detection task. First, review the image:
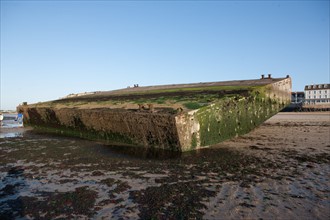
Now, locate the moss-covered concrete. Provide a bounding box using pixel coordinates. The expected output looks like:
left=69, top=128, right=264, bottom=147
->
left=175, top=78, right=292, bottom=151
left=17, top=77, right=292, bottom=152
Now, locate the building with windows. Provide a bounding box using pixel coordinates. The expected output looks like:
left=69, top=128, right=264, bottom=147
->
left=304, top=84, right=330, bottom=105
left=291, top=92, right=305, bottom=104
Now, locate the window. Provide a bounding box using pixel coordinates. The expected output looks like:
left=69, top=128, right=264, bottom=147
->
left=319, top=90, right=322, bottom=93
left=325, top=95, right=327, bottom=98
left=314, top=91, right=316, bottom=94
left=325, top=90, right=327, bottom=93
left=319, top=95, right=322, bottom=98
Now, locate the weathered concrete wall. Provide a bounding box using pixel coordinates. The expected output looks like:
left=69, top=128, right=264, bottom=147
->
left=175, top=78, right=291, bottom=151
left=175, top=94, right=288, bottom=151
left=19, top=107, right=180, bottom=150
left=264, top=77, right=292, bottom=104
left=17, top=77, right=291, bottom=152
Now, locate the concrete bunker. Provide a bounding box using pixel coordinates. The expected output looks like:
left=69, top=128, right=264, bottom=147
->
left=17, top=76, right=292, bottom=152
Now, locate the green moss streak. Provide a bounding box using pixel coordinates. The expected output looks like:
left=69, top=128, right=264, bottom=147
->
left=30, top=124, right=135, bottom=146
left=137, top=85, right=257, bottom=94
left=183, top=102, right=204, bottom=110
left=191, top=133, right=197, bottom=149
left=195, top=88, right=288, bottom=147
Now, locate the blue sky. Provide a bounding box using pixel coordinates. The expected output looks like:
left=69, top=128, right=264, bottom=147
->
left=1, top=0, right=329, bottom=110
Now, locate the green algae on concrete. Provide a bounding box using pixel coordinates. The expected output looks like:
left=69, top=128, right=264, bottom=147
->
left=175, top=80, right=291, bottom=151
left=196, top=95, right=284, bottom=147
left=17, top=76, right=292, bottom=152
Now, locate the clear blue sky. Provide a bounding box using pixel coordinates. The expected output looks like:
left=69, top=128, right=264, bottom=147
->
left=1, top=0, right=329, bottom=110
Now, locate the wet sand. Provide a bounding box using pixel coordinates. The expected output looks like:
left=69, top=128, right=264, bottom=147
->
left=0, top=112, right=329, bottom=219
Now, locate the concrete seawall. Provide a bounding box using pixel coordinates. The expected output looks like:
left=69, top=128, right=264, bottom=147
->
left=17, top=76, right=291, bottom=151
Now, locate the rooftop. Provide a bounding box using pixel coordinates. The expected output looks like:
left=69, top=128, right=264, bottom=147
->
left=305, top=84, right=330, bottom=90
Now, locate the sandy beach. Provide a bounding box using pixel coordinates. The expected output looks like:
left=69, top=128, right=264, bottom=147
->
left=0, top=112, right=329, bottom=219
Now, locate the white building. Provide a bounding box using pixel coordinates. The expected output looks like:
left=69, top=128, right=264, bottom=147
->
left=304, top=84, right=330, bottom=105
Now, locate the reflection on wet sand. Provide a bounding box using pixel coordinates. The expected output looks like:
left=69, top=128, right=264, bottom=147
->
left=0, top=112, right=329, bottom=219
left=0, top=113, right=25, bottom=138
